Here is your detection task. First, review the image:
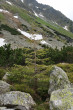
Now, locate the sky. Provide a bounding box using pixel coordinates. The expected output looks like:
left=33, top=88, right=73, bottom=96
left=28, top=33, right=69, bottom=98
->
left=36, top=0, right=73, bottom=21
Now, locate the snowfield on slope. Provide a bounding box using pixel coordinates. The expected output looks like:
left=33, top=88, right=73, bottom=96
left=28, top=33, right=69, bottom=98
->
left=63, top=26, right=68, bottom=31
left=6, top=1, right=12, bottom=5
left=0, top=9, right=9, bottom=13
left=17, top=29, right=43, bottom=40
left=14, top=16, right=19, bottom=19
left=21, top=0, right=24, bottom=3
left=0, top=38, right=6, bottom=47
left=0, top=9, right=19, bottom=19
left=17, top=29, right=51, bottom=46
left=41, top=40, right=50, bottom=45
left=33, top=11, right=39, bottom=17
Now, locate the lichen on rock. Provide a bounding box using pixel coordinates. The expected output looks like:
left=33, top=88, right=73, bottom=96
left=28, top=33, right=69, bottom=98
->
left=49, top=66, right=73, bottom=110
left=0, top=91, right=36, bottom=110
left=48, top=66, right=71, bottom=95
left=50, top=88, right=73, bottom=110
left=0, top=80, right=11, bottom=94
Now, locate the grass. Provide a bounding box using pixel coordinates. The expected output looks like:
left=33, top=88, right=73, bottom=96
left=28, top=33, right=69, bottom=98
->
left=0, top=13, right=5, bottom=20
left=36, top=17, right=73, bottom=39
left=0, top=24, right=21, bottom=35
left=1, top=3, right=34, bottom=23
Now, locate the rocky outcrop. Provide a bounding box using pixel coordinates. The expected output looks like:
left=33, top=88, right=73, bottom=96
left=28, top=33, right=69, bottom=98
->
left=0, top=91, right=36, bottom=110
left=48, top=66, right=71, bottom=94
left=0, top=107, right=14, bottom=110
left=49, top=66, right=73, bottom=110
left=0, top=80, right=11, bottom=94
left=0, top=80, right=36, bottom=110
left=2, top=72, right=9, bottom=81
left=50, top=88, right=73, bottom=110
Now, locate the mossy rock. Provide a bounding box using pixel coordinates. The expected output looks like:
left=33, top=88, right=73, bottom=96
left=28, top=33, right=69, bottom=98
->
left=50, top=88, right=73, bottom=110
left=48, top=66, right=71, bottom=94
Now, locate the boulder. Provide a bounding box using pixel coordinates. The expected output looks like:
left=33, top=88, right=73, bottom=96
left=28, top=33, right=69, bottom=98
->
left=48, top=66, right=71, bottom=94
left=0, top=80, right=11, bottom=94
left=0, top=107, right=14, bottom=110
left=50, top=88, right=73, bottom=110
left=0, top=91, right=36, bottom=110
left=2, top=72, right=9, bottom=81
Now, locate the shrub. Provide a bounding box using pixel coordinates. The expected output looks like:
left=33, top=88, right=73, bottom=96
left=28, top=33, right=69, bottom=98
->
left=11, top=84, right=35, bottom=96
left=57, top=63, right=73, bottom=83
left=34, top=102, right=49, bottom=110
left=0, top=68, right=6, bottom=80
left=1, top=24, right=21, bottom=35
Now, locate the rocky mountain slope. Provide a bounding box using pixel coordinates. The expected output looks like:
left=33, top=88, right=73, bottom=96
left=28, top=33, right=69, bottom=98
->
left=0, top=0, right=73, bottom=49
left=7, top=0, right=73, bottom=33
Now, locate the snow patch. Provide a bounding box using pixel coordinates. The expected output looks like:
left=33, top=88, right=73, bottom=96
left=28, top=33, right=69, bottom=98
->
left=41, top=40, right=51, bottom=46
left=0, top=38, right=6, bottom=47
left=33, top=34, right=43, bottom=40
left=34, top=11, right=39, bottom=17
left=21, top=0, right=24, bottom=3
left=40, top=40, right=48, bottom=45
left=53, top=22, right=58, bottom=25
left=0, top=9, right=9, bottom=13
left=6, top=1, right=12, bottom=5
left=14, top=16, right=18, bottom=19
left=39, top=13, right=44, bottom=18
left=36, top=6, right=39, bottom=8
left=17, top=29, right=43, bottom=40
left=63, top=26, right=68, bottom=31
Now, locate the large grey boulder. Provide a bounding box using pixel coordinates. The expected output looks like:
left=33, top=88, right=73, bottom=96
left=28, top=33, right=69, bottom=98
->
left=0, top=80, right=11, bottom=94
left=0, top=91, right=36, bottom=110
left=50, top=88, right=73, bottom=110
left=48, top=66, right=71, bottom=94
left=2, top=72, right=9, bottom=81
left=0, top=107, right=14, bottom=110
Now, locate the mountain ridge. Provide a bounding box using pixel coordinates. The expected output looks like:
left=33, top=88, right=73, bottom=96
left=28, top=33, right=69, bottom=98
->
left=8, top=0, right=73, bottom=33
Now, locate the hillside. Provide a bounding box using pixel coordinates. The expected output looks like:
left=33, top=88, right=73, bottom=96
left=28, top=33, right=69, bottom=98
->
left=6, top=0, right=73, bottom=33
left=0, top=1, right=73, bottom=110
left=0, top=0, right=73, bottom=49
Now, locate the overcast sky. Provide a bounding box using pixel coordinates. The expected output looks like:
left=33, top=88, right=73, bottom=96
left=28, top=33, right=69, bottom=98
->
left=36, top=0, right=73, bottom=21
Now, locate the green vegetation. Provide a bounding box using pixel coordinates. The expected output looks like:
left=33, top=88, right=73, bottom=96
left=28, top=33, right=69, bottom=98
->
left=3, top=64, right=50, bottom=102
left=1, top=3, right=34, bottom=23
left=0, top=67, right=6, bottom=80
left=0, top=1, right=73, bottom=110
left=36, top=17, right=73, bottom=39
left=1, top=44, right=73, bottom=67
left=0, top=13, right=5, bottom=20
left=57, top=63, right=73, bottom=83
left=0, top=44, right=73, bottom=109
left=0, top=24, right=21, bottom=35
left=1, top=3, right=73, bottom=39
left=0, top=44, right=25, bottom=67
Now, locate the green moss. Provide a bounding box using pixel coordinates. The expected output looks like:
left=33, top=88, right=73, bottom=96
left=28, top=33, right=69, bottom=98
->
left=51, top=88, right=73, bottom=110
